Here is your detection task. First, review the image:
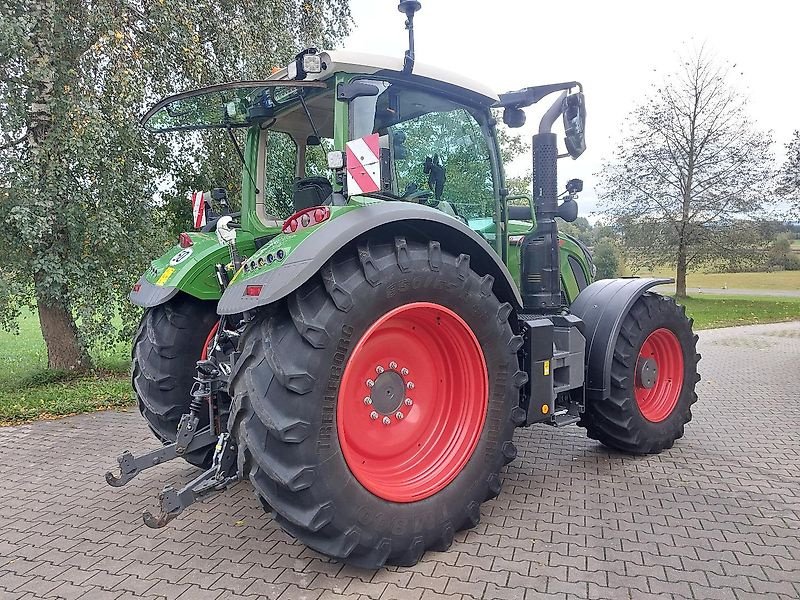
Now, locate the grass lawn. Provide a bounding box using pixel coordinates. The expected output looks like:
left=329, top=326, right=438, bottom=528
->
left=0, top=310, right=132, bottom=426
left=677, top=294, right=800, bottom=330
left=626, top=267, right=800, bottom=291
left=2, top=293, right=800, bottom=425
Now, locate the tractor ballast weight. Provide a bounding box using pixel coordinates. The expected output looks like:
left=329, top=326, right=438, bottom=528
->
left=108, top=2, right=699, bottom=569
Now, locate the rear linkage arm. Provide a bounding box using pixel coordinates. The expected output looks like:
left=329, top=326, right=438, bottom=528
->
left=142, top=432, right=239, bottom=528
left=104, top=359, right=223, bottom=487
left=106, top=315, right=244, bottom=527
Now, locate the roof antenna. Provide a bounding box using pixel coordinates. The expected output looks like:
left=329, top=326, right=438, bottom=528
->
left=398, top=1, right=421, bottom=74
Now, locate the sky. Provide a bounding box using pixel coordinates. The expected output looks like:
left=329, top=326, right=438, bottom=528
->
left=342, top=0, right=800, bottom=217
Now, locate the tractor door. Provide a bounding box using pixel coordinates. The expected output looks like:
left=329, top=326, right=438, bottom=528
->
left=347, top=78, right=505, bottom=254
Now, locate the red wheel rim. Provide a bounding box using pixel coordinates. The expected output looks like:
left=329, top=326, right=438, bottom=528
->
left=201, top=322, right=220, bottom=360
left=635, top=328, right=684, bottom=422
left=337, top=302, right=488, bottom=503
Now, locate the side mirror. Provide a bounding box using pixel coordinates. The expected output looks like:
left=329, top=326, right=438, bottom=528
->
left=502, top=107, right=526, bottom=128
left=562, top=92, right=586, bottom=159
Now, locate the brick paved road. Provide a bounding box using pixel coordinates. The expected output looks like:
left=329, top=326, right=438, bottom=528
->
left=1, top=321, right=799, bottom=600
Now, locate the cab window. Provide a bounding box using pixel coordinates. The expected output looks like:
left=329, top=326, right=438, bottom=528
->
left=256, top=87, right=336, bottom=224
left=350, top=80, right=496, bottom=225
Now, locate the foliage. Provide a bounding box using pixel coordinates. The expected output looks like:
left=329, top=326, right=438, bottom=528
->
left=0, top=0, right=351, bottom=369
left=559, top=217, right=594, bottom=246
left=593, top=237, right=620, bottom=279
left=778, top=130, right=800, bottom=217
left=597, top=46, right=774, bottom=297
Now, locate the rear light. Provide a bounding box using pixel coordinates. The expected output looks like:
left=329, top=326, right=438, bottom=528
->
left=245, top=285, right=263, bottom=297
left=133, top=283, right=142, bottom=292
left=178, top=232, right=193, bottom=248
left=282, top=206, right=330, bottom=235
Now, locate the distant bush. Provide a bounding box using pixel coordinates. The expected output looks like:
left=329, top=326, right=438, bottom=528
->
left=767, top=234, right=800, bottom=271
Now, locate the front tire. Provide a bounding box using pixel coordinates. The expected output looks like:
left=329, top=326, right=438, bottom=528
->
left=579, top=293, right=700, bottom=454
left=229, top=237, right=527, bottom=567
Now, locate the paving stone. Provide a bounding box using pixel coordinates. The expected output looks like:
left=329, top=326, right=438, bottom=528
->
left=1, top=321, right=798, bottom=600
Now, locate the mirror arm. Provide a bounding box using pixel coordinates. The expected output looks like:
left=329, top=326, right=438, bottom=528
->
left=539, top=91, right=567, bottom=134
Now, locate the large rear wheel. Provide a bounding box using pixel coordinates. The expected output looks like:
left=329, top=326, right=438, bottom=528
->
left=132, top=294, right=224, bottom=468
left=229, top=237, right=527, bottom=567
left=579, top=293, right=700, bottom=454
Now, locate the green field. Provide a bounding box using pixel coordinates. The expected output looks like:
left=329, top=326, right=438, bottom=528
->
left=2, top=293, right=800, bottom=425
left=627, top=267, right=800, bottom=291
left=677, top=294, right=800, bottom=329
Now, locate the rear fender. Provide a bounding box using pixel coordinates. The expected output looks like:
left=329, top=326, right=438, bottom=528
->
left=570, top=278, right=672, bottom=401
left=130, top=231, right=257, bottom=308
left=217, top=202, right=523, bottom=314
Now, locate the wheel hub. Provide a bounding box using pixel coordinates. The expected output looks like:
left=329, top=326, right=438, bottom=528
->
left=636, top=357, right=658, bottom=389
left=369, top=369, right=407, bottom=416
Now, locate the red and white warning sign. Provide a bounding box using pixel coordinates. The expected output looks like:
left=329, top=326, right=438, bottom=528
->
left=191, top=191, right=206, bottom=229
left=345, top=134, right=381, bottom=195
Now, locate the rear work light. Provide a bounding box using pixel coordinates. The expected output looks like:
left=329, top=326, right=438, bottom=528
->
left=282, top=206, right=330, bottom=235
left=178, top=232, right=193, bottom=248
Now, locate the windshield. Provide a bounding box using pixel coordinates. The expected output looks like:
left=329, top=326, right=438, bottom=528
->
left=141, top=81, right=328, bottom=133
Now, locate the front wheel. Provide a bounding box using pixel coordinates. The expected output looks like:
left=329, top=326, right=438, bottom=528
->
left=228, top=237, right=527, bottom=567
left=579, top=293, right=700, bottom=454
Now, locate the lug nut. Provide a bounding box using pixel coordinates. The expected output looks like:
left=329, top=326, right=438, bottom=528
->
left=382, top=416, right=391, bottom=425
left=406, top=381, right=415, bottom=389
left=370, top=411, right=378, bottom=420
left=401, top=367, right=409, bottom=376
left=376, top=365, right=384, bottom=374
left=395, top=411, right=404, bottom=420
left=364, top=397, right=372, bottom=406
left=389, top=361, right=398, bottom=369
left=366, top=379, right=375, bottom=388
left=404, top=398, right=413, bottom=406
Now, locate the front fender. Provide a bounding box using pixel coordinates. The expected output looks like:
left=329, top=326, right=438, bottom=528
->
left=130, top=232, right=257, bottom=308
left=570, top=277, right=672, bottom=401
left=218, top=202, right=523, bottom=315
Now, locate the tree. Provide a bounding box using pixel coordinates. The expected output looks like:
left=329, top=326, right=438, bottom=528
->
left=559, top=216, right=594, bottom=246
left=778, top=130, right=800, bottom=215
left=0, top=0, right=350, bottom=370
left=593, top=237, right=620, bottom=279
left=597, top=46, right=773, bottom=297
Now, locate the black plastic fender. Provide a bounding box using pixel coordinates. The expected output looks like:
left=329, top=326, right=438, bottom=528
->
left=570, top=277, right=672, bottom=401
left=130, top=276, right=180, bottom=308
left=217, top=202, right=523, bottom=315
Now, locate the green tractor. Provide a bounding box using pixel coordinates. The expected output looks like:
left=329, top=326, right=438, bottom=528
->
left=108, top=2, right=699, bottom=568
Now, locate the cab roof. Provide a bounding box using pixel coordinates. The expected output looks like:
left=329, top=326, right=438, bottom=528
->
left=269, top=50, right=500, bottom=107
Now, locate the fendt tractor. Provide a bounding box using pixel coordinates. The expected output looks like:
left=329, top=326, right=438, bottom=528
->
left=107, top=2, right=700, bottom=568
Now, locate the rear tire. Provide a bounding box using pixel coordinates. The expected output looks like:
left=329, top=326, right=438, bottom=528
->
left=132, top=295, right=223, bottom=468
left=229, top=237, right=527, bottom=567
left=579, top=293, right=700, bottom=454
